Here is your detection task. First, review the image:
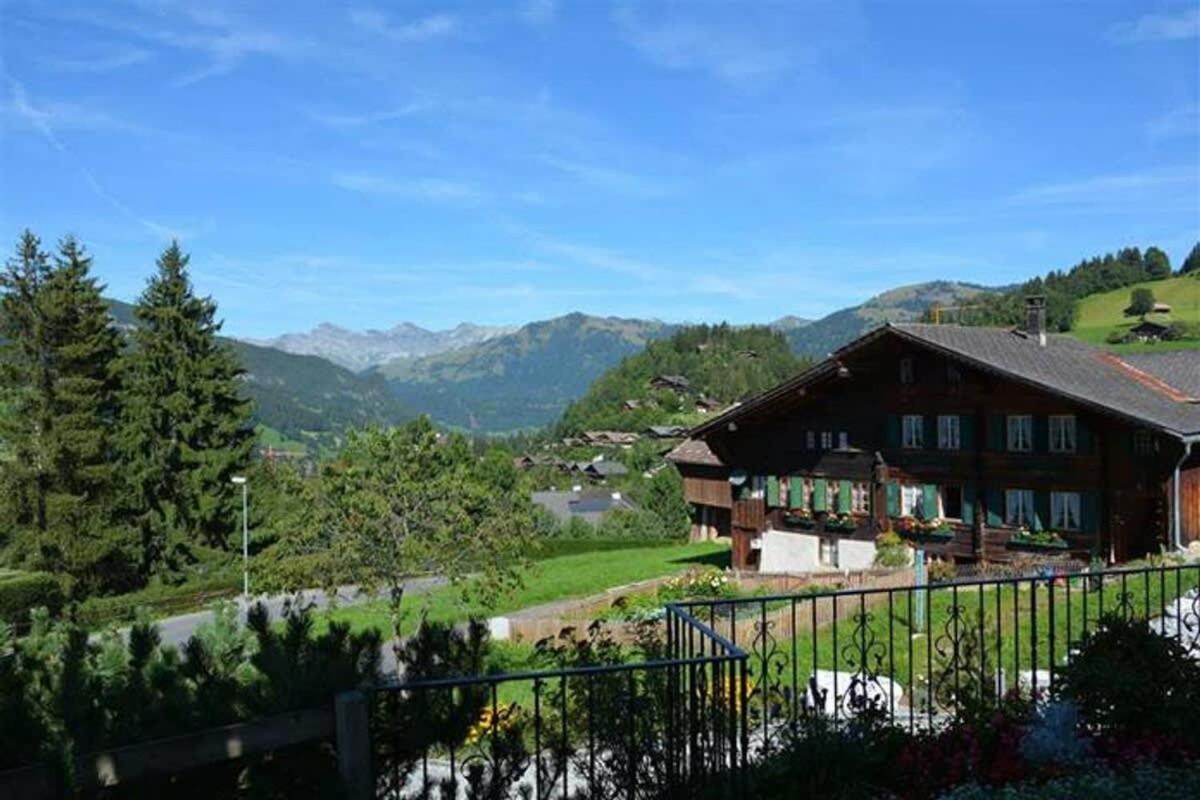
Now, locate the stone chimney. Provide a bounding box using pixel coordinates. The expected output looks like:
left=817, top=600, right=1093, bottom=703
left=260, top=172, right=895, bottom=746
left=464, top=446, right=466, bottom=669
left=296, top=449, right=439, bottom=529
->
left=1025, top=296, right=1047, bottom=346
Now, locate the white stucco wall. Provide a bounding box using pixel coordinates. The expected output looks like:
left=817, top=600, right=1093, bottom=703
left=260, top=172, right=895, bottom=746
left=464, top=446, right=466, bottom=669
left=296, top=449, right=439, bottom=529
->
left=758, top=529, right=821, bottom=573
left=837, top=538, right=877, bottom=571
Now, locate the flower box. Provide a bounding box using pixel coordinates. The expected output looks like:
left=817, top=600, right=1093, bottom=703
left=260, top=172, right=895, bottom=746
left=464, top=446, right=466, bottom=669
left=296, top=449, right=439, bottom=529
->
left=783, top=513, right=816, bottom=529
left=1007, top=531, right=1070, bottom=551
left=825, top=516, right=860, bottom=533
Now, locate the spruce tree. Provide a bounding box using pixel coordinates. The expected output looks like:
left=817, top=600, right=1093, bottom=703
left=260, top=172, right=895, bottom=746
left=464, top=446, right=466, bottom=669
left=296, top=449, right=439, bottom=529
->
left=0, top=231, right=54, bottom=542
left=40, top=237, right=133, bottom=592
left=115, top=242, right=254, bottom=577
left=1181, top=242, right=1200, bottom=276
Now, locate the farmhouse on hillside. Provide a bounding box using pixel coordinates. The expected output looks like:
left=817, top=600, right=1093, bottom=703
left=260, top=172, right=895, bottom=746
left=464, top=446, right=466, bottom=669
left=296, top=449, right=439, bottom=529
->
left=1128, top=319, right=1171, bottom=342
left=669, top=298, right=1200, bottom=571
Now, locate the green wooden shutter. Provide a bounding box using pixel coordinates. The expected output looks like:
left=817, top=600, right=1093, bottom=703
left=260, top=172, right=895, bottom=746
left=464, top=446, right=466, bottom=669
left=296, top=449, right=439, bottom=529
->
left=1034, top=416, right=1049, bottom=454
left=962, top=484, right=976, bottom=525
left=885, top=415, right=900, bottom=448
left=885, top=482, right=899, bottom=516
left=1033, top=491, right=1050, bottom=531
left=989, top=415, right=1005, bottom=451
left=813, top=479, right=828, bottom=512
left=960, top=415, right=975, bottom=450
left=767, top=476, right=780, bottom=507
left=1081, top=491, right=1099, bottom=534
left=986, top=487, right=1004, bottom=527
left=922, top=484, right=939, bottom=519
left=789, top=476, right=804, bottom=509
left=924, top=415, right=937, bottom=450
left=838, top=480, right=852, bottom=513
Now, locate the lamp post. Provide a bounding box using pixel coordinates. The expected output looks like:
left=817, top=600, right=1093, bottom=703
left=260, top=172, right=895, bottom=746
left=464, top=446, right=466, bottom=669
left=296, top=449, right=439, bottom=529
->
left=231, top=476, right=248, bottom=602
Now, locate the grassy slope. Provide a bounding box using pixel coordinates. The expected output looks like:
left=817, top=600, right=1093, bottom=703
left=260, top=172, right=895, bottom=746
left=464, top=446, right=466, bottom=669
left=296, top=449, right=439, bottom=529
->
left=1072, top=275, right=1200, bottom=352
left=320, top=541, right=731, bottom=635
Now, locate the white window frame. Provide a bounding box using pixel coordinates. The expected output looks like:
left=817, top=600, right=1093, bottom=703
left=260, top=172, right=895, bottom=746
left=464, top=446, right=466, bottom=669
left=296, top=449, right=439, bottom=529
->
left=851, top=482, right=870, bottom=514
left=1049, top=415, right=1076, bottom=453
left=837, top=431, right=849, bottom=449
left=899, top=357, right=914, bottom=385
left=820, top=431, right=833, bottom=449
left=937, top=415, right=961, bottom=450
left=1007, top=415, right=1033, bottom=452
left=900, top=484, right=923, bottom=517
left=1050, top=491, right=1081, bottom=531
left=1005, top=489, right=1035, bottom=527
left=901, top=415, right=924, bottom=449
left=819, top=536, right=838, bottom=568
left=805, top=431, right=815, bottom=449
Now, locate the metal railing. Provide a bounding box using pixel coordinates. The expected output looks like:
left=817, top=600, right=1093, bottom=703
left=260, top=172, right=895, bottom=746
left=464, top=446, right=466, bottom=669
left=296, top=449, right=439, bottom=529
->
left=366, top=561, right=1200, bottom=798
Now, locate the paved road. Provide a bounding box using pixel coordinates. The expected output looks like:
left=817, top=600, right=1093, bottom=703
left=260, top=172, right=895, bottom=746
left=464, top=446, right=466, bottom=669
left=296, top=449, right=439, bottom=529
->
left=130, top=575, right=448, bottom=650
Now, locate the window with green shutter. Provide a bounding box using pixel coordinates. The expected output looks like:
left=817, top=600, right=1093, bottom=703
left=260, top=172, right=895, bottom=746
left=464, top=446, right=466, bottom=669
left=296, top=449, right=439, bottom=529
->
left=922, top=484, right=939, bottom=519
left=789, top=476, right=805, bottom=509
left=838, top=480, right=852, bottom=513
left=767, top=476, right=780, bottom=507
left=813, top=479, right=828, bottom=512
left=986, top=487, right=1003, bottom=527
left=886, top=482, right=899, bottom=516
left=962, top=484, right=976, bottom=525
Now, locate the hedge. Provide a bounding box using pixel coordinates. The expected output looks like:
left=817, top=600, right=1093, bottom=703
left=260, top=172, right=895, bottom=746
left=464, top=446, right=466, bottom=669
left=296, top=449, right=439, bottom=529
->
left=0, top=571, right=65, bottom=627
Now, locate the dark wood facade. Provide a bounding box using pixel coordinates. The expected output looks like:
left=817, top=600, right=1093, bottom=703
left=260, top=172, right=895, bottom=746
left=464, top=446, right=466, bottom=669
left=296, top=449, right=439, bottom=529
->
left=674, top=329, right=1200, bottom=570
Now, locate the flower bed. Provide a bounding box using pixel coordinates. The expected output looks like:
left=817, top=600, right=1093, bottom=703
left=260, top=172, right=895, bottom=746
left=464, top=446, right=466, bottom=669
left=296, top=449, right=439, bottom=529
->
left=1008, top=529, right=1070, bottom=551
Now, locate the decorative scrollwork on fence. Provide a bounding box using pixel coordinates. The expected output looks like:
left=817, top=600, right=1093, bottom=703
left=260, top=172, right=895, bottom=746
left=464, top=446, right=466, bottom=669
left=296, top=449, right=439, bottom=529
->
left=1111, top=591, right=1137, bottom=622
left=748, top=614, right=789, bottom=730
left=837, top=611, right=890, bottom=715
left=928, top=603, right=972, bottom=714
left=1180, top=589, right=1200, bottom=657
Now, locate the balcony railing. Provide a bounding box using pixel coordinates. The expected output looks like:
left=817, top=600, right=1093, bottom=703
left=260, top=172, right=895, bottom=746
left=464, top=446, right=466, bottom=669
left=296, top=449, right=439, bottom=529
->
left=365, top=562, right=1200, bottom=798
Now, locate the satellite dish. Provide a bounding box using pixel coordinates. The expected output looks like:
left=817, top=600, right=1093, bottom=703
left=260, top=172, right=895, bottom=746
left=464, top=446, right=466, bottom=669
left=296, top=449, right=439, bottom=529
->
left=729, top=468, right=748, bottom=486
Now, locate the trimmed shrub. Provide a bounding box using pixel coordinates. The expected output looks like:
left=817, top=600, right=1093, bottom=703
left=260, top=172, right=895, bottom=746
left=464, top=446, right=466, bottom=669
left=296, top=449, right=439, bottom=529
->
left=0, top=571, right=64, bottom=626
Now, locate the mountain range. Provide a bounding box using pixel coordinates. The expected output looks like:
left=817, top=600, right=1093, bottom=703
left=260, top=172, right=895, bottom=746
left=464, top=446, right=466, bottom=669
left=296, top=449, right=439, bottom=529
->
left=250, top=321, right=516, bottom=371
left=107, top=279, right=1001, bottom=439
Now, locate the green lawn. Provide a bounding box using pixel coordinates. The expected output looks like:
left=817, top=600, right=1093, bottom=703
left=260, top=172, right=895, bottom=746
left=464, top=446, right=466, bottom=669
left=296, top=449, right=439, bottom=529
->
left=1072, top=274, right=1200, bottom=352
left=319, top=540, right=730, bottom=637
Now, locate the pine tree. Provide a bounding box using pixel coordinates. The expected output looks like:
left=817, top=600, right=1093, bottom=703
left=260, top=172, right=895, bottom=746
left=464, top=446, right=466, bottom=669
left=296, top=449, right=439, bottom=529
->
left=115, top=242, right=254, bottom=577
left=1181, top=242, right=1200, bottom=276
left=0, top=231, right=54, bottom=543
left=40, top=237, right=134, bottom=592
left=1143, top=246, right=1172, bottom=280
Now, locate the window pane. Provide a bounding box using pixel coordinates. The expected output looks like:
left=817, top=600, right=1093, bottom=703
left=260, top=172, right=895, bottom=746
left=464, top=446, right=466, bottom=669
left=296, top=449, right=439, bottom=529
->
left=942, top=486, right=962, bottom=519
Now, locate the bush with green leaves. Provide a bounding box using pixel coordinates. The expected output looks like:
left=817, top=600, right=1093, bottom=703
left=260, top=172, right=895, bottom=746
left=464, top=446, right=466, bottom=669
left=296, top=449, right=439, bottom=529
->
left=0, top=600, right=380, bottom=796
left=1054, top=614, right=1200, bottom=747
left=0, top=570, right=64, bottom=626
left=873, top=531, right=911, bottom=568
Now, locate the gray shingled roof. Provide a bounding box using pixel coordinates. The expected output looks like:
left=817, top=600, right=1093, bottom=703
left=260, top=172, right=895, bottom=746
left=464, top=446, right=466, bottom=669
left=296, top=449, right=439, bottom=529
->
left=531, top=489, right=635, bottom=523
left=1118, top=351, right=1200, bottom=400
left=890, top=324, right=1200, bottom=436
left=691, top=323, right=1200, bottom=438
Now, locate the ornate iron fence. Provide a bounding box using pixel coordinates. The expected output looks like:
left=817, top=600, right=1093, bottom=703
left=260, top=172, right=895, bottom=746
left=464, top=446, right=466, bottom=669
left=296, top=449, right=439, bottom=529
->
left=367, top=562, right=1200, bottom=798
left=674, top=561, right=1200, bottom=753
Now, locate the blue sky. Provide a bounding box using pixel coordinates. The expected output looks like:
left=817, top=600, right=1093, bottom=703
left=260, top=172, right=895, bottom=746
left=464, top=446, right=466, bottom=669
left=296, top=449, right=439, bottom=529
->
left=1, top=1, right=1197, bottom=338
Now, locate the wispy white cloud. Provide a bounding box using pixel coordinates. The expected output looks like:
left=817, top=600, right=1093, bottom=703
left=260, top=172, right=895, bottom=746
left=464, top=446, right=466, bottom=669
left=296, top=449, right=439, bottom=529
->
left=40, top=45, right=153, bottom=73
left=308, top=102, right=431, bottom=128
left=1108, top=8, right=1199, bottom=44
left=613, top=7, right=804, bottom=85
left=539, top=155, right=674, bottom=197
left=519, top=0, right=557, bottom=27
left=46, top=4, right=314, bottom=87
left=1009, top=167, right=1198, bottom=206
left=1146, top=103, right=1200, bottom=141
left=349, top=8, right=459, bottom=42
left=4, top=78, right=178, bottom=241
left=331, top=171, right=480, bottom=202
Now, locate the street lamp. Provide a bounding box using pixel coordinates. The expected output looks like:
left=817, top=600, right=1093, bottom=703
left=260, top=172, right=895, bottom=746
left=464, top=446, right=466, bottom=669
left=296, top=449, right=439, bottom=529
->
left=231, top=476, right=249, bottom=602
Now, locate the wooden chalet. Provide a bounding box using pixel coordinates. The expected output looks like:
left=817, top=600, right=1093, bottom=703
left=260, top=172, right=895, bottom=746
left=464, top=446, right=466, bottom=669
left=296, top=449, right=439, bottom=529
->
left=1129, top=319, right=1171, bottom=342
left=669, top=299, right=1200, bottom=571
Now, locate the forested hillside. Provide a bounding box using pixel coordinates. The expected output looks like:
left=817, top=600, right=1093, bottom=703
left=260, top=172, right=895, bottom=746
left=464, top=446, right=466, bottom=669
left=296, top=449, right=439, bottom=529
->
left=378, top=313, right=674, bottom=432
left=941, top=246, right=1176, bottom=332
left=109, top=300, right=409, bottom=452
left=786, top=281, right=992, bottom=357
left=556, top=324, right=806, bottom=435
